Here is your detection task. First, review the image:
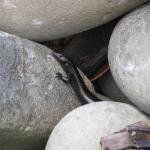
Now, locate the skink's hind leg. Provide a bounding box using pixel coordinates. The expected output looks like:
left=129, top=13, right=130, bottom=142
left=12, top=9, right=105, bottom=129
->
left=55, top=72, right=70, bottom=83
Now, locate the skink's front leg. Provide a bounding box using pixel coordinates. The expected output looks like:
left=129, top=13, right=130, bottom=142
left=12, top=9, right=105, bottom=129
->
left=55, top=72, right=70, bottom=83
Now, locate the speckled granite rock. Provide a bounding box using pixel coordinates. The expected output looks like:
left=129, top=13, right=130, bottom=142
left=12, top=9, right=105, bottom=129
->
left=45, top=102, right=150, bottom=150
left=0, top=0, right=148, bottom=41
left=0, top=31, right=81, bottom=150
left=108, top=3, right=150, bottom=114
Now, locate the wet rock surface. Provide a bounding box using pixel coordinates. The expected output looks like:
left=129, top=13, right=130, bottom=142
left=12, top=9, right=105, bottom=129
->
left=45, top=101, right=150, bottom=150
left=0, top=0, right=147, bottom=41
left=0, top=31, right=81, bottom=150
left=108, top=3, right=150, bottom=114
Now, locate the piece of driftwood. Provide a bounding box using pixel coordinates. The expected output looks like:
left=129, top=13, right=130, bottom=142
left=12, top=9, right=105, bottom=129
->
left=100, top=121, right=150, bottom=150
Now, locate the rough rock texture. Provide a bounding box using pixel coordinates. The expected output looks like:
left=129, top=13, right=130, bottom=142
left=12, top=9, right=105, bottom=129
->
left=98, top=71, right=130, bottom=103
left=0, top=31, right=81, bottom=150
left=45, top=102, right=150, bottom=150
left=108, top=3, right=150, bottom=114
left=0, top=0, right=148, bottom=41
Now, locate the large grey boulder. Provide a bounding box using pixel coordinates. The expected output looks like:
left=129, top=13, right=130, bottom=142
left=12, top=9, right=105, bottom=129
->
left=0, top=0, right=148, bottom=41
left=45, top=101, right=150, bottom=150
left=0, top=31, right=81, bottom=150
left=108, top=3, right=150, bottom=114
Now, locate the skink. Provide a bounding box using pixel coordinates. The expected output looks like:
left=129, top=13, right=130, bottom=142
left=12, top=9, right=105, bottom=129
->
left=52, top=52, right=112, bottom=104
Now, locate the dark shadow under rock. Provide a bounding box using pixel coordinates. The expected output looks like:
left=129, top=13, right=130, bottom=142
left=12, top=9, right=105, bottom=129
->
left=61, top=19, right=119, bottom=78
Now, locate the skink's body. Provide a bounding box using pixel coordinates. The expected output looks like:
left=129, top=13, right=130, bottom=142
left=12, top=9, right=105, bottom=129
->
left=52, top=52, right=104, bottom=104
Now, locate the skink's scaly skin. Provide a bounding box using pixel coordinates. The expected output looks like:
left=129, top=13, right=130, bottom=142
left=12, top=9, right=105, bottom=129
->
left=52, top=52, right=101, bottom=104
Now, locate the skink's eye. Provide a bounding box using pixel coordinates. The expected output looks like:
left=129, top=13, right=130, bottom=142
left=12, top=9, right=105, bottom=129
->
left=59, top=54, right=65, bottom=60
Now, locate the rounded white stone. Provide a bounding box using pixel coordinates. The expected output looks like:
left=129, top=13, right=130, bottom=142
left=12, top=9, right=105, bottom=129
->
left=108, top=3, right=150, bottom=114
left=0, top=0, right=147, bottom=41
left=45, top=101, right=150, bottom=150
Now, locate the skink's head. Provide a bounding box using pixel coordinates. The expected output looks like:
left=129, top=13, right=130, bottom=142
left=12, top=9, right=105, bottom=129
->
left=52, top=52, right=74, bottom=69
left=52, top=52, right=74, bottom=73
left=52, top=52, right=69, bottom=63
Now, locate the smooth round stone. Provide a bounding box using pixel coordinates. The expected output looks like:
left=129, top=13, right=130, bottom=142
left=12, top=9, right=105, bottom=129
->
left=98, top=71, right=130, bottom=103
left=108, top=3, right=150, bottom=114
left=0, top=0, right=148, bottom=41
left=45, top=101, right=150, bottom=150
left=0, top=31, right=81, bottom=150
